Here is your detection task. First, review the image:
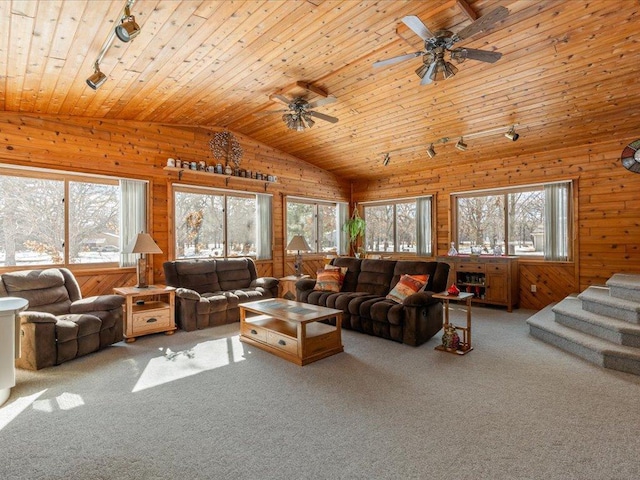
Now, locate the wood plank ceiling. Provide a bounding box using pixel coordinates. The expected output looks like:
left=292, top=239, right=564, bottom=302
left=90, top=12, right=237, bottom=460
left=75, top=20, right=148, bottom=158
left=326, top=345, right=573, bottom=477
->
left=1, top=0, right=639, bottom=181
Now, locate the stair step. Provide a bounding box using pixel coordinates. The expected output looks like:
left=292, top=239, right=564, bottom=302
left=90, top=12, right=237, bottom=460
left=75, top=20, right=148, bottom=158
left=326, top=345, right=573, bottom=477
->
left=607, top=273, right=640, bottom=303
left=578, top=286, right=640, bottom=324
left=527, top=304, right=640, bottom=376
left=552, top=296, right=640, bottom=347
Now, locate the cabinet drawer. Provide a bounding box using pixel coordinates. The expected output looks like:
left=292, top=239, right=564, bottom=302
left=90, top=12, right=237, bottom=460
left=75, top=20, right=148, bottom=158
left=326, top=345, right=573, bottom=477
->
left=486, top=263, right=507, bottom=273
left=241, top=322, right=268, bottom=342
left=267, top=331, right=298, bottom=355
left=456, top=263, right=485, bottom=273
left=132, top=308, right=172, bottom=333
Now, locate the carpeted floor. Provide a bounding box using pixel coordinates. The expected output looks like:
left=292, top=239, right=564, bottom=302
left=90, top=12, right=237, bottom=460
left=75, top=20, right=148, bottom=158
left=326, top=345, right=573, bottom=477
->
left=2, top=305, right=640, bottom=480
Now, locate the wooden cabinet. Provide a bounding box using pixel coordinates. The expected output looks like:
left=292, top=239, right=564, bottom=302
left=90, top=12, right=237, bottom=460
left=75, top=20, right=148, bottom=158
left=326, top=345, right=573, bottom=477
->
left=113, top=285, right=176, bottom=342
left=437, top=255, right=519, bottom=311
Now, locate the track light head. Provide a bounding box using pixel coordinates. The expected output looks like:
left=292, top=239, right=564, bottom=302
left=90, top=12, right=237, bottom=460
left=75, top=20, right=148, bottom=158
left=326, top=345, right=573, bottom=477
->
left=86, top=64, right=107, bottom=90
left=455, top=137, right=468, bottom=151
left=505, top=126, right=519, bottom=141
left=383, top=153, right=390, bottom=166
left=115, top=6, right=140, bottom=42
left=426, top=144, right=436, bottom=158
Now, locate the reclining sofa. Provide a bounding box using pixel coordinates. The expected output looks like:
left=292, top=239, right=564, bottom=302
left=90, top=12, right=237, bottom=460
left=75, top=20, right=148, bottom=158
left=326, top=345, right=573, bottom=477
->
left=0, top=268, right=125, bottom=370
left=163, top=257, right=279, bottom=331
left=296, top=257, right=450, bottom=346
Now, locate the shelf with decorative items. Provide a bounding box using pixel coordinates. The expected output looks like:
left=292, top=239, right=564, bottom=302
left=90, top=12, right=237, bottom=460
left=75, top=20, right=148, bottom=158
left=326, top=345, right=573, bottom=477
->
left=163, top=165, right=279, bottom=191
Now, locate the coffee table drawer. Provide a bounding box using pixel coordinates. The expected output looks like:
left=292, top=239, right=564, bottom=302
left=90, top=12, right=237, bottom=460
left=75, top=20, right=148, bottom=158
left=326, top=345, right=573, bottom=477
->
left=241, top=322, right=268, bottom=343
left=267, top=331, right=298, bottom=355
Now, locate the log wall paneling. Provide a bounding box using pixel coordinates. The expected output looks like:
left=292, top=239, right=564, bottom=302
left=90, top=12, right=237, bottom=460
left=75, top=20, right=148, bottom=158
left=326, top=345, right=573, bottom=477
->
left=0, top=112, right=348, bottom=296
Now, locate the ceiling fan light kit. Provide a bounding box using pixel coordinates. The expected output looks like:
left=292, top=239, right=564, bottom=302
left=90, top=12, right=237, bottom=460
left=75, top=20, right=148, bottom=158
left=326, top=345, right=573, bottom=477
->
left=258, top=93, right=338, bottom=132
left=373, top=6, right=508, bottom=85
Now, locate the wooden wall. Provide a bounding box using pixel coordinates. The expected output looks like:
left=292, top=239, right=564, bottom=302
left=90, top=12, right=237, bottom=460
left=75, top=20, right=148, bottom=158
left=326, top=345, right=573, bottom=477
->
left=0, top=112, right=349, bottom=296
left=2, top=111, right=639, bottom=310
left=353, top=137, right=640, bottom=310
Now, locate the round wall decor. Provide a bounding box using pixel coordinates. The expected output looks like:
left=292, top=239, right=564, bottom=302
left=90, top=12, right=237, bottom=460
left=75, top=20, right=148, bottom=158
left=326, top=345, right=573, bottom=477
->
left=621, top=139, right=640, bottom=173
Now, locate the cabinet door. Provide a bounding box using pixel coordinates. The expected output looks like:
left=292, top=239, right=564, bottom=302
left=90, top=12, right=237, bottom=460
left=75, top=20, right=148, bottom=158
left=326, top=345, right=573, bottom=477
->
left=485, top=272, right=507, bottom=303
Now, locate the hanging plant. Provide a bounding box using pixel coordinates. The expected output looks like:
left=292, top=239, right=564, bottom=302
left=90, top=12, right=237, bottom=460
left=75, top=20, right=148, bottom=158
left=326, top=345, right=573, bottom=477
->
left=343, top=208, right=366, bottom=256
left=209, top=131, right=243, bottom=168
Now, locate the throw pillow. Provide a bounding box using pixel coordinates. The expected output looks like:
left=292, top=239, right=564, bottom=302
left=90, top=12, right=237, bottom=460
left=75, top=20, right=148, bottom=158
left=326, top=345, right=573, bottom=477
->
left=386, top=274, right=429, bottom=303
left=325, top=264, right=349, bottom=277
left=314, top=269, right=344, bottom=293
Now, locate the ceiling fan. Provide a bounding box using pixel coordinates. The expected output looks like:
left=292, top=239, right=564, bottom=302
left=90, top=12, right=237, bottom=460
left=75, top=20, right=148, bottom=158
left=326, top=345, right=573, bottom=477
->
left=373, top=6, right=509, bottom=85
left=256, top=95, right=338, bottom=131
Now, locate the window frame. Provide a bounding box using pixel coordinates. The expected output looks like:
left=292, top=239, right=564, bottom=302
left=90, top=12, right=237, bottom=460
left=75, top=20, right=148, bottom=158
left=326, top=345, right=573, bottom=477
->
left=0, top=164, right=147, bottom=270
left=361, top=195, right=434, bottom=256
left=172, top=184, right=270, bottom=260
left=451, top=180, right=574, bottom=261
left=285, top=196, right=346, bottom=255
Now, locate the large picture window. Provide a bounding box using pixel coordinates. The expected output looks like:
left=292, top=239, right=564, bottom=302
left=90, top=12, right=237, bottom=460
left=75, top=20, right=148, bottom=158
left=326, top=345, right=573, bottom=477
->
left=363, top=197, right=432, bottom=255
left=174, top=185, right=271, bottom=259
left=0, top=167, right=143, bottom=268
left=452, top=181, right=572, bottom=260
left=286, top=198, right=347, bottom=254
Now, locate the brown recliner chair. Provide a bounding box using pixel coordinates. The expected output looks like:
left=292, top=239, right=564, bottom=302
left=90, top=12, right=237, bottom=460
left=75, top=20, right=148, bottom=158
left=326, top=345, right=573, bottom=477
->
left=0, top=268, right=125, bottom=370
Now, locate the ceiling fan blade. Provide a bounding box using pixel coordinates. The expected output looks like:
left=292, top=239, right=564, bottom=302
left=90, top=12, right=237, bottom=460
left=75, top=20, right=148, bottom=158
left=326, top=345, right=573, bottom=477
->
left=271, top=94, right=293, bottom=105
left=308, top=111, right=339, bottom=124
left=453, top=47, right=503, bottom=63
left=420, top=62, right=437, bottom=85
left=308, top=96, right=337, bottom=109
left=373, top=51, right=422, bottom=68
left=454, top=6, right=509, bottom=41
left=401, top=15, right=434, bottom=41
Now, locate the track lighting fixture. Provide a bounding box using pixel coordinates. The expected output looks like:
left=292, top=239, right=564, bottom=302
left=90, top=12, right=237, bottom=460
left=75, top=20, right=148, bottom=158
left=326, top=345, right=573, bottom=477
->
left=115, top=4, right=141, bottom=42
left=86, top=63, right=107, bottom=90
left=426, top=144, right=436, bottom=158
left=86, top=0, right=138, bottom=90
left=455, top=137, right=468, bottom=151
left=505, top=126, right=519, bottom=141
left=383, top=153, right=391, bottom=166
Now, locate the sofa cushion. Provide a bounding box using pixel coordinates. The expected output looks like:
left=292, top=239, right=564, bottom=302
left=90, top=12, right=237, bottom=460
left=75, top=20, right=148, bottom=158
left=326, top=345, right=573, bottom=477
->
left=386, top=274, right=429, bottom=303
left=174, top=261, right=221, bottom=294
left=217, top=258, right=254, bottom=291
left=331, top=257, right=361, bottom=292
left=314, top=269, right=344, bottom=293
left=356, top=259, right=396, bottom=296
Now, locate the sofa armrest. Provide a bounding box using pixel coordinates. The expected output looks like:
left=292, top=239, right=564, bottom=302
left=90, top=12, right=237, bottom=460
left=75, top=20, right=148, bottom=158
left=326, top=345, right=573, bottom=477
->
left=175, top=287, right=201, bottom=301
left=71, top=295, right=124, bottom=314
left=251, top=276, right=279, bottom=289
left=295, top=278, right=317, bottom=292
left=402, top=291, right=438, bottom=307
left=19, top=311, right=58, bottom=324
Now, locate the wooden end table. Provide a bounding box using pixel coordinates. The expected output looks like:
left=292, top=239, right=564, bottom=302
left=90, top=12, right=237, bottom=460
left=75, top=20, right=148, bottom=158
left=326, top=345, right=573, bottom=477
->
left=278, top=275, right=309, bottom=300
left=113, top=285, right=176, bottom=342
left=433, top=291, right=474, bottom=355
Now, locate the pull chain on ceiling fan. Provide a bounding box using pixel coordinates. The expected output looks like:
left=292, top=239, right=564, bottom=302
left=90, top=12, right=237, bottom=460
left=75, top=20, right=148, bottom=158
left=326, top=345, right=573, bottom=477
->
left=374, top=6, right=509, bottom=85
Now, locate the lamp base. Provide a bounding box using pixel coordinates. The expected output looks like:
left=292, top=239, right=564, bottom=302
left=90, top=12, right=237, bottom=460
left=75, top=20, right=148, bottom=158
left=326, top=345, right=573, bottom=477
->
left=294, top=253, right=303, bottom=277
left=136, top=256, right=149, bottom=289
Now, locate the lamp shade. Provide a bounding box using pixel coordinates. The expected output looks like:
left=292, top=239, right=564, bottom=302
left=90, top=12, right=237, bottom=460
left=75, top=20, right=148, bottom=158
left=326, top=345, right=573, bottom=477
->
left=126, top=233, right=162, bottom=255
left=286, top=235, right=311, bottom=252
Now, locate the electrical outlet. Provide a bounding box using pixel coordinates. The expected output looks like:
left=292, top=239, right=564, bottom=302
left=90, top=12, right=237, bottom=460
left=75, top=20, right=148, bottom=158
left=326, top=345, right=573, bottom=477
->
left=530, top=284, right=537, bottom=293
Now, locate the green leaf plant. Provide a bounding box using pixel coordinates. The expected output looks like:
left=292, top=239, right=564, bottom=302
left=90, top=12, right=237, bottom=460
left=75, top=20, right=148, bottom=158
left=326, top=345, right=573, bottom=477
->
left=343, top=208, right=366, bottom=256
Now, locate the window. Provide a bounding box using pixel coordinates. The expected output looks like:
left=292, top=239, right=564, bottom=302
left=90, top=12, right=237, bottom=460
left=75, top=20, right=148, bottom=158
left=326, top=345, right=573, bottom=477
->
left=363, top=197, right=432, bottom=255
left=174, top=185, right=271, bottom=259
left=286, top=198, right=346, bottom=254
left=0, top=167, right=142, bottom=268
left=452, top=181, right=572, bottom=260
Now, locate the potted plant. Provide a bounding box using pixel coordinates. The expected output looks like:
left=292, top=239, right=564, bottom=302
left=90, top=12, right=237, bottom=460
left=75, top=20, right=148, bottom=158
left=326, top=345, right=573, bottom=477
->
left=343, top=208, right=366, bottom=257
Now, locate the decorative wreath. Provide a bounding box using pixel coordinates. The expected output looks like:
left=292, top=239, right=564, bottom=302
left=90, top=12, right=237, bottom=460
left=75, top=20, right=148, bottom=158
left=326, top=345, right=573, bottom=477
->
left=209, top=131, right=243, bottom=168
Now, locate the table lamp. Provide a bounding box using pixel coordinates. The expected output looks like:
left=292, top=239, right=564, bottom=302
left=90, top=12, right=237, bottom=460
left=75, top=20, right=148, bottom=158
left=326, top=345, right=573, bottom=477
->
left=286, top=235, right=311, bottom=277
left=126, top=232, right=162, bottom=288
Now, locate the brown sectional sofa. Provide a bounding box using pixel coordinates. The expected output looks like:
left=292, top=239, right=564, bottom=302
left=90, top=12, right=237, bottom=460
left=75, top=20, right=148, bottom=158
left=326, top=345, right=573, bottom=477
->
left=295, top=257, right=450, bottom=346
left=163, top=257, right=279, bottom=331
left=0, top=268, right=124, bottom=370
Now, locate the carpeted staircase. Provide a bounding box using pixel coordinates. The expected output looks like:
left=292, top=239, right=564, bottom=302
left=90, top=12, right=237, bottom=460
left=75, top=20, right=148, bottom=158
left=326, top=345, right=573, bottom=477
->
left=527, top=273, right=640, bottom=375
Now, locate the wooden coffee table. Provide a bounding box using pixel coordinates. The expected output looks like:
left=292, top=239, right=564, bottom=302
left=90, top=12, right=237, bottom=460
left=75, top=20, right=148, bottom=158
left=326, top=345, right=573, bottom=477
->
left=239, top=298, right=343, bottom=366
